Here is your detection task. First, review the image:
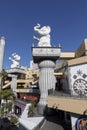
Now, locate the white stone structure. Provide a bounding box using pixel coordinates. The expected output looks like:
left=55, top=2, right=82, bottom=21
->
left=9, top=53, right=21, bottom=68
left=38, top=60, right=56, bottom=110
left=32, top=24, right=61, bottom=114
left=0, top=36, right=5, bottom=87
left=0, top=37, right=5, bottom=72
left=30, top=60, right=38, bottom=70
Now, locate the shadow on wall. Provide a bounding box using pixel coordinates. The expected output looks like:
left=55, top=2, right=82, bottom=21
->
left=43, top=107, right=72, bottom=130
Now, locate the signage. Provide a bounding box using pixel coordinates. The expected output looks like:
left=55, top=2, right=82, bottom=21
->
left=75, top=117, right=87, bottom=130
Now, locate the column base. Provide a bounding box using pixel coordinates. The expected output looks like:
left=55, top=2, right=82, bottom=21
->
left=37, top=103, right=47, bottom=115
left=37, top=97, right=48, bottom=115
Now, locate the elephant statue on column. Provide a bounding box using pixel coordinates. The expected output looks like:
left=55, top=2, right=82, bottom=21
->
left=9, top=53, right=21, bottom=68
left=33, top=23, right=51, bottom=47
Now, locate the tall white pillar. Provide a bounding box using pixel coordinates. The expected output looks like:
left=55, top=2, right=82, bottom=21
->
left=0, top=36, right=5, bottom=88
left=37, top=60, right=56, bottom=114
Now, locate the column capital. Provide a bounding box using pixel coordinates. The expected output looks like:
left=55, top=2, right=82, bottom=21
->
left=39, top=60, right=55, bottom=68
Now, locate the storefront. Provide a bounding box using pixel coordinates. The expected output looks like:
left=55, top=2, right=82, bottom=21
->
left=14, top=101, right=26, bottom=116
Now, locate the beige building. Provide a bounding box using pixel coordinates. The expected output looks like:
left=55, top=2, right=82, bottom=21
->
left=3, top=67, right=39, bottom=93
left=48, top=39, right=87, bottom=129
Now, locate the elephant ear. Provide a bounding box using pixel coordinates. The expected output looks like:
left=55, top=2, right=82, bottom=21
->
left=40, top=26, right=51, bottom=35
left=47, top=26, right=51, bottom=34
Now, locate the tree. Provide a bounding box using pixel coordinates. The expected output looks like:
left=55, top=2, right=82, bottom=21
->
left=2, top=89, right=16, bottom=101
left=28, top=100, right=35, bottom=117
left=0, top=89, right=16, bottom=117
left=0, top=69, right=7, bottom=90
left=0, top=70, right=8, bottom=104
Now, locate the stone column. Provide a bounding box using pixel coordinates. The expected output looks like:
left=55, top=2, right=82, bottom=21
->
left=37, top=60, right=56, bottom=114
left=11, top=74, right=17, bottom=97
left=0, top=37, right=5, bottom=89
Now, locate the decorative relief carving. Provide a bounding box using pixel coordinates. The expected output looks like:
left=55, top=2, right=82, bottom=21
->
left=73, top=69, right=87, bottom=96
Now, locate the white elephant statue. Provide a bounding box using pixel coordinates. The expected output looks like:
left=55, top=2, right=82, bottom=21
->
left=9, top=53, right=21, bottom=68
left=33, top=23, right=51, bottom=47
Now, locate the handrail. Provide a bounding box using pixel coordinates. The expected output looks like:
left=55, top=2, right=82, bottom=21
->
left=48, top=90, right=87, bottom=100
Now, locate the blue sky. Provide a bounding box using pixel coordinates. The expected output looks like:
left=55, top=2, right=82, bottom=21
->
left=0, top=0, right=87, bottom=69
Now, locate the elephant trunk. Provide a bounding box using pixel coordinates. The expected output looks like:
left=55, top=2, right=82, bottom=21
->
left=34, top=23, right=41, bottom=32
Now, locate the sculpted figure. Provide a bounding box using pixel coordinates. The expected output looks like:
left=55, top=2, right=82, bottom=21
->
left=9, top=53, right=20, bottom=68
left=33, top=23, right=51, bottom=47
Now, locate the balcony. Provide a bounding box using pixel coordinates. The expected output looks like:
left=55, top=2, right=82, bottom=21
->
left=16, top=89, right=30, bottom=93
left=48, top=91, right=87, bottom=115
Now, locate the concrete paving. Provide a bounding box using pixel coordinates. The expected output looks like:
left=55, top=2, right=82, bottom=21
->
left=0, top=114, right=71, bottom=130
left=40, top=119, right=64, bottom=130
left=19, top=116, right=44, bottom=130
left=19, top=115, right=65, bottom=130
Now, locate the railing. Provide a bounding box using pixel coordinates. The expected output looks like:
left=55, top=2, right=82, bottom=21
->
left=48, top=91, right=87, bottom=114
left=48, top=90, right=87, bottom=100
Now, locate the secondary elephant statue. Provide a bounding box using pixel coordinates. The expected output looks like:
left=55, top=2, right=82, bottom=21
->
left=9, top=53, right=21, bottom=68
left=33, top=23, right=51, bottom=47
